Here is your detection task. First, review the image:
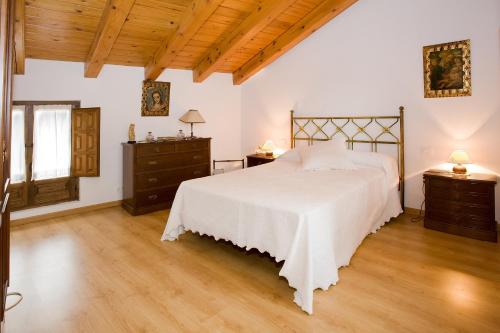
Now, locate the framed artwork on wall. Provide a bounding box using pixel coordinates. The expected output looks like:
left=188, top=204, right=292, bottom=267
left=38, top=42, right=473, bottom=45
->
left=423, top=39, right=471, bottom=98
left=141, top=80, right=171, bottom=116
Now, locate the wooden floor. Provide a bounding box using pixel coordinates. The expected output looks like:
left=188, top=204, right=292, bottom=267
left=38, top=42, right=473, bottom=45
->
left=5, top=208, right=500, bottom=333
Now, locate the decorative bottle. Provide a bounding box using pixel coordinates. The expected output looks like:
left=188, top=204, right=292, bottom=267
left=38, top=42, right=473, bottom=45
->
left=177, top=130, right=186, bottom=140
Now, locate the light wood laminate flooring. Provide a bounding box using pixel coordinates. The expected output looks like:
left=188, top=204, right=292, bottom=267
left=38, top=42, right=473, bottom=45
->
left=5, top=208, right=500, bottom=332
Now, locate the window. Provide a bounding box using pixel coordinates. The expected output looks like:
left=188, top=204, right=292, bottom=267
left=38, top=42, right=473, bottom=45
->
left=32, top=105, right=72, bottom=180
left=11, top=105, right=26, bottom=183
left=10, top=101, right=100, bottom=211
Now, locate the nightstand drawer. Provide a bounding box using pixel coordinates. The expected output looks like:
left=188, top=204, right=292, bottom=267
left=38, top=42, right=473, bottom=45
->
left=428, top=186, right=460, bottom=201
left=428, top=198, right=490, bottom=217
left=427, top=208, right=491, bottom=229
left=246, top=154, right=276, bottom=167
left=429, top=178, right=491, bottom=194
left=428, top=187, right=491, bottom=205
left=459, top=214, right=493, bottom=231
left=461, top=191, right=491, bottom=205
left=462, top=181, right=492, bottom=194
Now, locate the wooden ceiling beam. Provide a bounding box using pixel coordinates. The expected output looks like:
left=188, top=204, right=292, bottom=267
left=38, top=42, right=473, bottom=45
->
left=232, top=0, right=358, bottom=85
left=14, top=0, right=25, bottom=75
left=144, top=0, right=224, bottom=81
left=193, top=0, right=296, bottom=83
left=84, top=0, right=136, bottom=78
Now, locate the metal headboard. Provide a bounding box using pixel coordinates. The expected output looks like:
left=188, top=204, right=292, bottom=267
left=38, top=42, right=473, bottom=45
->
left=290, top=106, right=405, bottom=207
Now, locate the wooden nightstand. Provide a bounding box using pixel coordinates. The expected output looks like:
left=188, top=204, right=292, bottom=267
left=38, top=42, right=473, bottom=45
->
left=246, top=154, right=275, bottom=167
left=423, top=171, right=497, bottom=242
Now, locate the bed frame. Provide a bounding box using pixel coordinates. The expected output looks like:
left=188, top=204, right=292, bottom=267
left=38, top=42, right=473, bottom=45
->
left=290, top=106, right=405, bottom=207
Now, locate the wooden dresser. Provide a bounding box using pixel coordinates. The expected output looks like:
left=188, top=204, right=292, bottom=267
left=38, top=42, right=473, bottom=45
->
left=424, top=171, right=497, bottom=242
left=122, top=138, right=211, bottom=215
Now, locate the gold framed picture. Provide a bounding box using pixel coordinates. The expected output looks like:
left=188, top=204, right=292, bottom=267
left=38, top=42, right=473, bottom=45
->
left=141, top=80, right=171, bottom=116
left=423, top=39, right=471, bottom=98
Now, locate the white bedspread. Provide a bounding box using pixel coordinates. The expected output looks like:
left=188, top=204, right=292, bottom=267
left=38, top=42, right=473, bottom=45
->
left=161, top=159, right=402, bottom=314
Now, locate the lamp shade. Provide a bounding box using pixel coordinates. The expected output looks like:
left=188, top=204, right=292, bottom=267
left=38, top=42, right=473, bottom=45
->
left=449, top=150, right=471, bottom=164
left=179, top=109, right=205, bottom=124
left=261, top=140, right=276, bottom=152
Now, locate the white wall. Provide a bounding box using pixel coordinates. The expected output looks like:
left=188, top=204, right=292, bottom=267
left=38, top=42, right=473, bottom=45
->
left=241, top=0, right=500, bottom=219
left=13, top=59, right=242, bottom=219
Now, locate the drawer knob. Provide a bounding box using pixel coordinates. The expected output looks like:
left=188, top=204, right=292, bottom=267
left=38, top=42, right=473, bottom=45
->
left=193, top=155, right=201, bottom=160
left=193, top=170, right=201, bottom=175
left=148, top=160, right=158, bottom=165
left=148, top=194, right=158, bottom=200
left=154, top=147, right=160, bottom=153
left=148, top=177, right=158, bottom=183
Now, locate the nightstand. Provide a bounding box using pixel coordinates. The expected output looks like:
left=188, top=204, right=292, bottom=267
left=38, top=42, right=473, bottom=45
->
left=246, top=154, right=275, bottom=167
left=423, top=171, right=497, bottom=242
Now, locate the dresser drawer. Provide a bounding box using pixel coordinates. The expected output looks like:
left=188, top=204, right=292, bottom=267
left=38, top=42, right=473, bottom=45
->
left=176, top=140, right=209, bottom=152
left=137, top=143, right=175, bottom=157
left=136, top=186, right=178, bottom=207
left=136, top=165, right=210, bottom=190
left=137, top=150, right=210, bottom=172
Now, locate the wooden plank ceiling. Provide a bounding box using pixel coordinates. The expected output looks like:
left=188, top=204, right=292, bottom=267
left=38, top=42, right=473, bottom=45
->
left=16, top=0, right=357, bottom=84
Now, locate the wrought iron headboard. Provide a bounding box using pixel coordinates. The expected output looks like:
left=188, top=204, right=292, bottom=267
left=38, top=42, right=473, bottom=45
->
left=290, top=106, right=405, bottom=207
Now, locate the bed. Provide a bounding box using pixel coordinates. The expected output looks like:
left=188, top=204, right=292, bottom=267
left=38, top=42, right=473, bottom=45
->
left=162, top=107, right=405, bottom=314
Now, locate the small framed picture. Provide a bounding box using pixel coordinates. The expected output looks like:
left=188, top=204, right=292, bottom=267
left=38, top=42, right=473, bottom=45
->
left=141, top=80, right=171, bottom=116
left=423, top=39, right=471, bottom=98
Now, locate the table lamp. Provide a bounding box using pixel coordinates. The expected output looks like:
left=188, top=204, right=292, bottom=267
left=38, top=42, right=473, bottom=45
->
left=260, top=140, right=276, bottom=156
left=449, top=150, right=471, bottom=174
left=179, top=109, right=205, bottom=138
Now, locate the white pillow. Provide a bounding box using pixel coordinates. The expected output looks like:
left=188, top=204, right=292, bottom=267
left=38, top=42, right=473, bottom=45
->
left=347, top=150, right=399, bottom=188
left=277, top=147, right=302, bottom=163
left=300, top=139, right=357, bottom=171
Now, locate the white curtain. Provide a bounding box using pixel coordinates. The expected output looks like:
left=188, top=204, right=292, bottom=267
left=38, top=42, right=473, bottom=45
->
left=32, top=105, right=72, bottom=180
left=11, top=106, right=26, bottom=183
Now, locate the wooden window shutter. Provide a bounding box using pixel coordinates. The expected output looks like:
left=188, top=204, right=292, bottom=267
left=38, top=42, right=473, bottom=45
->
left=71, top=107, right=100, bottom=177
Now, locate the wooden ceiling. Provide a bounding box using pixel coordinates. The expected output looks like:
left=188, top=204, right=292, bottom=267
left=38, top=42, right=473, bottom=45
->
left=15, top=0, right=357, bottom=84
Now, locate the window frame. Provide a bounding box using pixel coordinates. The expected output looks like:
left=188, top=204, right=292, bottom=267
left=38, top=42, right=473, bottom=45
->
left=10, top=100, right=80, bottom=211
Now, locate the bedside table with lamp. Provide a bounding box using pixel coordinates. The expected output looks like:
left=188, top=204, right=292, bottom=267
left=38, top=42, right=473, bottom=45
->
left=247, top=140, right=278, bottom=167
left=423, top=150, right=497, bottom=242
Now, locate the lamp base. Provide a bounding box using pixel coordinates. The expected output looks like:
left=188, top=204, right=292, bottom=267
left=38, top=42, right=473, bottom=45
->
left=452, top=164, right=467, bottom=174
